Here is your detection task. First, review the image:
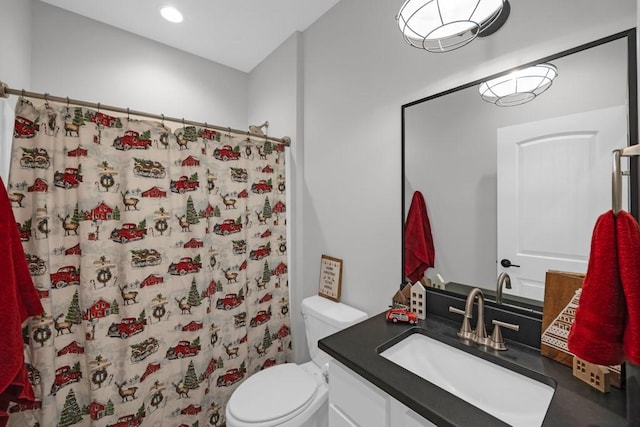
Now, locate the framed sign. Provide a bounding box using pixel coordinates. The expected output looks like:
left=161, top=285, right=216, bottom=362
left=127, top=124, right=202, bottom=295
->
left=318, top=255, right=343, bottom=302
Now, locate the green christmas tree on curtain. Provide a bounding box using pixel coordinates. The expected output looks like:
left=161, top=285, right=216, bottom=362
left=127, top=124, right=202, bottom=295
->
left=262, top=261, right=271, bottom=284
left=186, top=196, right=199, bottom=225
left=112, top=206, right=121, bottom=220
left=66, top=290, right=82, bottom=325
left=263, top=197, right=273, bottom=219
left=263, top=325, right=273, bottom=349
left=183, top=126, right=198, bottom=141
left=111, top=300, right=120, bottom=315
left=72, top=108, right=84, bottom=126
left=71, top=203, right=82, bottom=224
left=217, top=357, right=224, bottom=369
left=140, top=130, right=151, bottom=140
left=105, top=399, right=114, bottom=416
left=215, top=280, right=223, bottom=292
left=187, top=278, right=202, bottom=306
left=264, top=140, right=274, bottom=155
left=58, top=389, right=83, bottom=426
left=137, top=309, right=146, bottom=322
left=183, top=361, right=200, bottom=390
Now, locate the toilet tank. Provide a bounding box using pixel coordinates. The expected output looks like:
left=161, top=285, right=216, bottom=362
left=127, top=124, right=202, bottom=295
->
left=301, top=296, right=367, bottom=367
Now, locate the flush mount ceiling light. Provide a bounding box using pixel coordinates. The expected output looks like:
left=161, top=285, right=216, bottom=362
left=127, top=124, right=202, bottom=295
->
left=161, top=6, right=183, bottom=23
left=396, top=0, right=510, bottom=53
left=479, top=63, right=558, bottom=106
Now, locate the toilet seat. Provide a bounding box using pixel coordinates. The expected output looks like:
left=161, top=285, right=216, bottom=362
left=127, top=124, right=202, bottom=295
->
left=227, top=363, right=319, bottom=426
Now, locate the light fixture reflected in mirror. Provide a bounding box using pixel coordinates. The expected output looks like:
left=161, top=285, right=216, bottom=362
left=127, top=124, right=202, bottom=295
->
left=396, top=0, right=510, bottom=52
left=479, top=63, right=558, bottom=106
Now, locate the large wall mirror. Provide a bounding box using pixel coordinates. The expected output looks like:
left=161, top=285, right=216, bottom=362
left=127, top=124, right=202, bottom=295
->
left=402, top=29, right=638, bottom=308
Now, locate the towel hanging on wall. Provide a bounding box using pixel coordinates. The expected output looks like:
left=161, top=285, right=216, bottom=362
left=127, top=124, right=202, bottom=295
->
left=404, top=191, right=435, bottom=283
left=567, top=210, right=626, bottom=365
left=616, top=210, right=640, bottom=365
left=566, top=209, right=640, bottom=366
left=0, top=178, right=43, bottom=425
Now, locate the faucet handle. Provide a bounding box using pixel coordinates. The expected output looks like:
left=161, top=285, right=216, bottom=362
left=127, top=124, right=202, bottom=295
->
left=489, top=319, right=520, bottom=351
left=449, top=306, right=474, bottom=340
left=448, top=306, right=466, bottom=316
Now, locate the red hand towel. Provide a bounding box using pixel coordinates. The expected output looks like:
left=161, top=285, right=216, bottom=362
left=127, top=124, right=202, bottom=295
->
left=616, top=211, right=640, bottom=365
left=0, top=178, right=43, bottom=424
left=404, top=191, right=435, bottom=283
left=568, top=210, right=626, bottom=366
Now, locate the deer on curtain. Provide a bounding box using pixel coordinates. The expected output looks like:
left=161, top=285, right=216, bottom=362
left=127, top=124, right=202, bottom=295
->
left=8, top=98, right=291, bottom=426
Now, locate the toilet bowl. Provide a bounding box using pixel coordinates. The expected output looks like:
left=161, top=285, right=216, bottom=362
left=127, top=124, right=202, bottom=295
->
left=225, top=296, right=367, bottom=427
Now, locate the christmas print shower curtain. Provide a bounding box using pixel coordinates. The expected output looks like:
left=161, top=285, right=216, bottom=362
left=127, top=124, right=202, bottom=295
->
left=8, top=98, right=291, bottom=426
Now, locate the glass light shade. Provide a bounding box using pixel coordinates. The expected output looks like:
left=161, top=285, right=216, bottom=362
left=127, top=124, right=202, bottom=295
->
left=479, top=63, right=558, bottom=106
left=396, top=0, right=505, bottom=52
left=161, top=6, right=183, bottom=23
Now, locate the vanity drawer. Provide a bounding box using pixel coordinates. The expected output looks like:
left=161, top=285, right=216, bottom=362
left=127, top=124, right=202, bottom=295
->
left=329, top=361, right=388, bottom=427
left=329, top=404, right=359, bottom=427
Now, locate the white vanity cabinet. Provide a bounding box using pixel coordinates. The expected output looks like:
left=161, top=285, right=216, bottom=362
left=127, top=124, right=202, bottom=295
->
left=328, top=360, right=437, bottom=427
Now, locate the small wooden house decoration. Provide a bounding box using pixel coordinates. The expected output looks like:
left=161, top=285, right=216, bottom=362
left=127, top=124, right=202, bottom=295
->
left=411, top=281, right=427, bottom=320
left=573, top=357, right=610, bottom=393
left=392, top=284, right=412, bottom=309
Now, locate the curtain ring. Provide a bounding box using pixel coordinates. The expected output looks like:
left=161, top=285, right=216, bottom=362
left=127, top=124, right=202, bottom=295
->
left=21, top=89, right=25, bottom=98
left=97, top=102, right=101, bottom=113
left=127, top=108, right=130, bottom=121
left=182, top=117, right=185, bottom=130
left=161, top=114, right=165, bottom=125
left=66, top=97, right=70, bottom=107
left=204, top=122, right=208, bottom=129
left=44, top=93, right=49, bottom=106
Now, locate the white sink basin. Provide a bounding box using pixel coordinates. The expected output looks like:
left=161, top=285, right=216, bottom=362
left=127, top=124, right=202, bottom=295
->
left=380, top=333, right=555, bottom=427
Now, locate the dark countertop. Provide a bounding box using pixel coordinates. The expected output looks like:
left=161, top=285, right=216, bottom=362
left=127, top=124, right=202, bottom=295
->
left=319, top=312, right=627, bottom=427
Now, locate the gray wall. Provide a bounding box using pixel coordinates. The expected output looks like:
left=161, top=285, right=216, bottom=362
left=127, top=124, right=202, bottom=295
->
left=30, top=1, right=248, bottom=127
left=0, top=0, right=32, bottom=181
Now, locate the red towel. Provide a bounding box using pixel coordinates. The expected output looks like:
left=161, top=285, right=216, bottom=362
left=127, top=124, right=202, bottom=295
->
left=0, top=178, right=43, bottom=424
left=404, top=191, right=435, bottom=283
left=568, top=210, right=626, bottom=366
left=617, top=211, right=640, bottom=365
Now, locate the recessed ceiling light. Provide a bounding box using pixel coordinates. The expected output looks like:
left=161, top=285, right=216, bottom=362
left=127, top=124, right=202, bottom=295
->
left=161, top=6, right=183, bottom=23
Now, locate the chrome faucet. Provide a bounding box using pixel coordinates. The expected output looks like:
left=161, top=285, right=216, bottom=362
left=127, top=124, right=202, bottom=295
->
left=496, top=272, right=512, bottom=305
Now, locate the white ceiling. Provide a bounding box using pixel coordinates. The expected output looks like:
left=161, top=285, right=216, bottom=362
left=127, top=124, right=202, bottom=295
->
left=40, top=0, right=343, bottom=73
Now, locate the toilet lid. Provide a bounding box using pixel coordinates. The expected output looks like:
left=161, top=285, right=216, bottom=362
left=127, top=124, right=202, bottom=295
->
left=227, top=363, right=318, bottom=424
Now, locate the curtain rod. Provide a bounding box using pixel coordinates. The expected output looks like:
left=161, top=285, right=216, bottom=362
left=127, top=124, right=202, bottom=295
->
left=0, top=81, right=290, bottom=146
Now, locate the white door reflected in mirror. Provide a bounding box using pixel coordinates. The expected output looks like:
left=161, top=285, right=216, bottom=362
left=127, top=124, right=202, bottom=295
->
left=497, top=106, right=628, bottom=300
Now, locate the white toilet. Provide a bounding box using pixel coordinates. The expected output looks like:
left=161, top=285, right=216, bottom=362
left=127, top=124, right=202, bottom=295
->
left=225, top=295, right=367, bottom=427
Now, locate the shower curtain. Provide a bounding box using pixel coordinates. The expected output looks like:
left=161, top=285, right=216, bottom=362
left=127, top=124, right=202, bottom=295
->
left=7, top=98, right=291, bottom=426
